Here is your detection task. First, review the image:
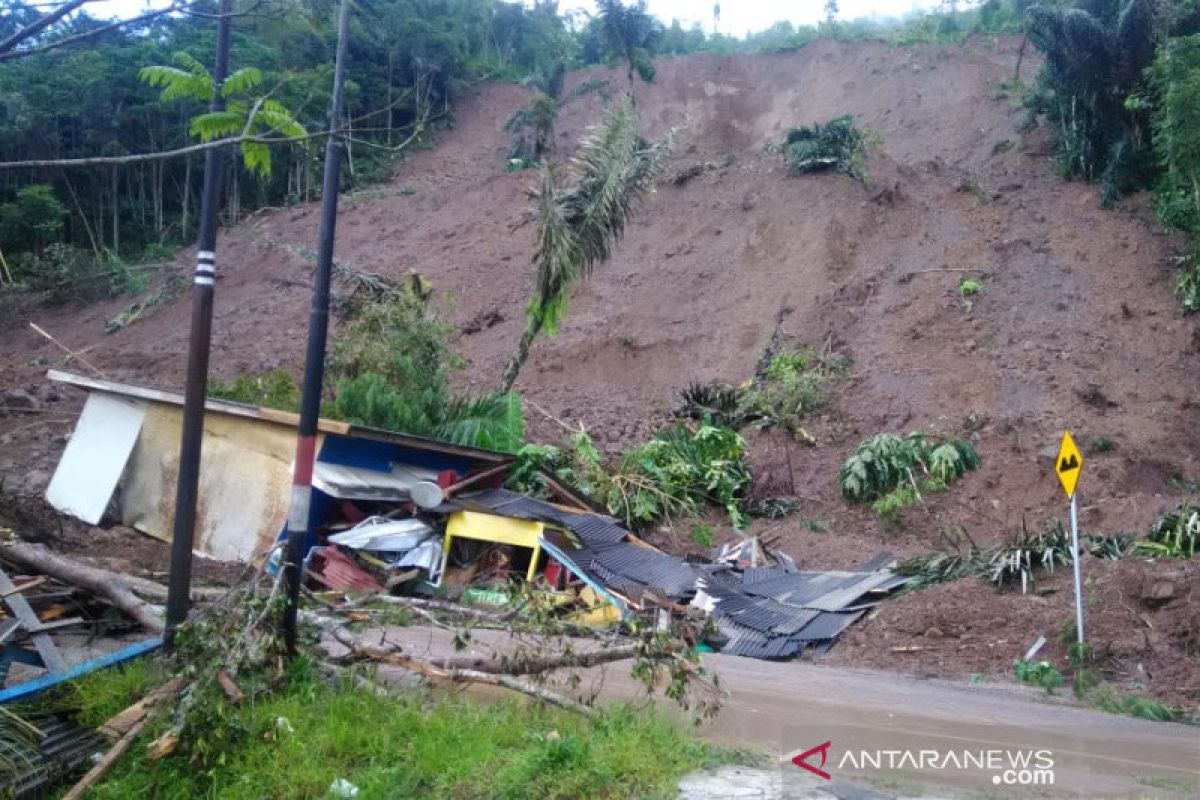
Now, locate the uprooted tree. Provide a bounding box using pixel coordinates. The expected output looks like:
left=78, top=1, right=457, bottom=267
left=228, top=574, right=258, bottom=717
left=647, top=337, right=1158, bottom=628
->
left=497, top=99, right=675, bottom=393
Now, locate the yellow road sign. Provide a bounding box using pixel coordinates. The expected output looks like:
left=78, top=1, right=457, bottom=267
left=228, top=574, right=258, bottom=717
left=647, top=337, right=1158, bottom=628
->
left=1056, top=430, right=1083, bottom=498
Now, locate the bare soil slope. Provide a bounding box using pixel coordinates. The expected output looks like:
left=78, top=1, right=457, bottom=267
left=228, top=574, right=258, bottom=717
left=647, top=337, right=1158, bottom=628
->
left=3, top=37, right=1197, bottom=710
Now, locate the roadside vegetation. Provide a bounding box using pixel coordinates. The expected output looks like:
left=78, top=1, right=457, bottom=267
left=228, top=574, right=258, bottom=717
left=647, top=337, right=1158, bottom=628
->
left=36, top=659, right=738, bottom=800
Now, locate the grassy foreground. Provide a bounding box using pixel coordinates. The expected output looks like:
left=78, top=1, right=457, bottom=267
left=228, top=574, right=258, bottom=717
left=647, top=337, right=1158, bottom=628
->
left=45, top=658, right=742, bottom=800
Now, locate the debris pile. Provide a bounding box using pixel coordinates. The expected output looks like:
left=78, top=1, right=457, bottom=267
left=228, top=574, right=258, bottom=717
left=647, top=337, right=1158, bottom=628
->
left=695, top=556, right=909, bottom=660
left=41, top=372, right=911, bottom=662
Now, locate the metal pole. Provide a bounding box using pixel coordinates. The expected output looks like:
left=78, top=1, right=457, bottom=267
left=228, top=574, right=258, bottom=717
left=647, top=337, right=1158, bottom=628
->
left=1069, top=492, right=1084, bottom=644
left=281, top=0, right=352, bottom=653
left=164, top=0, right=233, bottom=647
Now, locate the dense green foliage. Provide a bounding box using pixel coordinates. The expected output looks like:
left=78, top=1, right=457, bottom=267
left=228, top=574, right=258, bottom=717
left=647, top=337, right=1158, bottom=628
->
left=52, top=660, right=739, bottom=800
left=210, top=367, right=304, bottom=411
left=0, top=0, right=576, bottom=297
left=1014, top=658, right=1065, bottom=694
left=839, top=432, right=980, bottom=503
left=328, top=294, right=524, bottom=451
left=210, top=292, right=525, bottom=451
left=511, top=423, right=752, bottom=529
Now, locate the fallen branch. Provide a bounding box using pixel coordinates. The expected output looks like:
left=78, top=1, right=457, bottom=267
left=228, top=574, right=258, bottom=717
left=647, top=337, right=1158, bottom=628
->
left=65, top=678, right=187, bottom=800
left=99, top=677, right=187, bottom=739
left=342, top=594, right=518, bottom=624
left=337, top=631, right=595, bottom=717
left=28, top=322, right=104, bottom=377
left=0, top=541, right=164, bottom=632
left=332, top=626, right=638, bottom=675
left=63, top=714, right=153, bottom=800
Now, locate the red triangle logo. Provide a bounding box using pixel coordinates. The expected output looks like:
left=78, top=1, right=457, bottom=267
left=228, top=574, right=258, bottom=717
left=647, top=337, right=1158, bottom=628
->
left=791, top=740, right=832, bottom=780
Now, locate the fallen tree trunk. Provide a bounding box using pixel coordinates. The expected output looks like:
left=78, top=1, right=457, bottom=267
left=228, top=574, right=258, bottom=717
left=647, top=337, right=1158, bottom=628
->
left=111, top=572, right=230, bottom=604
left=0, top=541, right=164, bottom=632
left=337, top=631, right=595, bottom=717
left=331, top=626, right=638, bottom=675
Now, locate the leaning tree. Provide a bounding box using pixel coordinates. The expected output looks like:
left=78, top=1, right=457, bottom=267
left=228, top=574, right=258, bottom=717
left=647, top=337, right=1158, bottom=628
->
left=497, top=99, right=674, bottom=393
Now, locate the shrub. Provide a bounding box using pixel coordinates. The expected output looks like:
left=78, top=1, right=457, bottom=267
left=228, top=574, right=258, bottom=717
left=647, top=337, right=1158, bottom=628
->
left=610, top=424, right=752, bottom=528
left=210, top=368, right=302, bottom=411
left=336, top=374, right=524, bottom=453
left=1013, top=659, right=1064, bottom=694
left=840, top=431, right=979, bottom=503
left=1175, top=261, right=1200, bottom=313
left=1088, top=687, right=1178, bottom=721
left=988, top=522, right=1072, bottom=593
left=541, top=424, right=752, bottom=530
left=11, top=243, right=106, bottom=304
left=329, top=296, right=524, bottom=452
left=676, top=381, right=749, bottom=429
left=739, top=348, right=849, bottom=439
left=1138, top=502, right=1199, bottom=557
left=783, top=116, right=866, bottom=180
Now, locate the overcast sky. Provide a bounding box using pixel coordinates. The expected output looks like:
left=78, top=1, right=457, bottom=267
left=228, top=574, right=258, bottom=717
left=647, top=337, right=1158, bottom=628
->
left=92, top=0, right=946, bottom=36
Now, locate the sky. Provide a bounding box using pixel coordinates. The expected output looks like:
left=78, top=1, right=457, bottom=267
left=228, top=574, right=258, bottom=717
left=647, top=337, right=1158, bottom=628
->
left=91, top=0, right=947, bottom=36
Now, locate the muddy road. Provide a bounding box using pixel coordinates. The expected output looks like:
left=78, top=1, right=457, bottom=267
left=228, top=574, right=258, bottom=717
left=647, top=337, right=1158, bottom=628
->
left=357, top=626, right=1200, bottom=799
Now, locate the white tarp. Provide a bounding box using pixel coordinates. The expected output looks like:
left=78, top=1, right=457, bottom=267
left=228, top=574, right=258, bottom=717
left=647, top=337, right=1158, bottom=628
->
left=46, top=393, right=145, bottom=525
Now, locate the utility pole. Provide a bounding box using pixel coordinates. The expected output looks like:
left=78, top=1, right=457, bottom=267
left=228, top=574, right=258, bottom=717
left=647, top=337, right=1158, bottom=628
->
left=281, top=0, right=352, bottom=653
left=164, top=0, right=233, bottom=647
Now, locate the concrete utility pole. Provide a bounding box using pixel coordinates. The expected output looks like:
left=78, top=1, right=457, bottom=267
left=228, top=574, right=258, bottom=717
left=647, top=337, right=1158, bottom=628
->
left=280, top=0, right=353, bottom=653
left=164, top=0, right=233, bottom=647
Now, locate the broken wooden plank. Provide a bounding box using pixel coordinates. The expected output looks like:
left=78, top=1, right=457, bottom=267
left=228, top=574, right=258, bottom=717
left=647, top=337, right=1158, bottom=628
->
left=0, top=566, right=67, bottom=672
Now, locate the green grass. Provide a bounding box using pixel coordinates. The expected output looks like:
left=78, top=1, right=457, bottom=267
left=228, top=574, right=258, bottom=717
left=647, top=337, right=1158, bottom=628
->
left=1138, top=774, right=1200, bottom=794
left=58, top=660, right=742, bottom=800
left=1087, top=686, right=1179, bottom=723
left=20, top=658, right=163, bottom=729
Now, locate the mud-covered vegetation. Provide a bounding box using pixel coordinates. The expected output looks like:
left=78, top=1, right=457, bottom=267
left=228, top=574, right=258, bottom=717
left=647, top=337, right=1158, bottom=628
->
left=782, top=116, right=867, bottom=180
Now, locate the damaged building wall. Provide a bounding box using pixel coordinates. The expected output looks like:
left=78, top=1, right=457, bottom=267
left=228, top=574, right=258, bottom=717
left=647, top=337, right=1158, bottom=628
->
left=119, top=402, right=300, bottom=562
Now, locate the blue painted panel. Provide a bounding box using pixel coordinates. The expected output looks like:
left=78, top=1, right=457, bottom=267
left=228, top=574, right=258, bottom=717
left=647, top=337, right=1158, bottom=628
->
left=317, top=435, right=471, bottom=476
left=0, top=638, right=162, bottom=704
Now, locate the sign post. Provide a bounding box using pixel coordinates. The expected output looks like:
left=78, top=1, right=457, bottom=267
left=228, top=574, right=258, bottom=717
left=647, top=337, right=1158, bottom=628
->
left=1056, top=430, right=1084, bottom=644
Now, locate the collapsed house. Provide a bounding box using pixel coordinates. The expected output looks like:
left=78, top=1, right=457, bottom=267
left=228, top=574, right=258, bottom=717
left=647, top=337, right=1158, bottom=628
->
left=43, top=370, right=908, bottom=660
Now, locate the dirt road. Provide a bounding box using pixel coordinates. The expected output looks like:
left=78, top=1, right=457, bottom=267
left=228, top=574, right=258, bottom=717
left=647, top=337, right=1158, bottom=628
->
left=351, top=626, right=1199, bottom=799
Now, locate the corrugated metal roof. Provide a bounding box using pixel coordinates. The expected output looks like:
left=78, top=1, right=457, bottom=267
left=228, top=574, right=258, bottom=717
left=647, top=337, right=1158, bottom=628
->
left=561, top=513, right=627, bottom=546
left=697, top=561, right=907, bottom=660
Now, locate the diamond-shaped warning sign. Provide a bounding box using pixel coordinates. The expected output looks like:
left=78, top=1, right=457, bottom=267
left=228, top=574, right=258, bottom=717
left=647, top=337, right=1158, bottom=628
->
left=1056, top=430, right=1083, bottom=498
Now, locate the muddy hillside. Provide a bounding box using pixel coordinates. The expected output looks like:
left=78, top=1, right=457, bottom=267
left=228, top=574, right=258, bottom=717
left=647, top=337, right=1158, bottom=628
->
left=3, top=37, right=1198, bottom=707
